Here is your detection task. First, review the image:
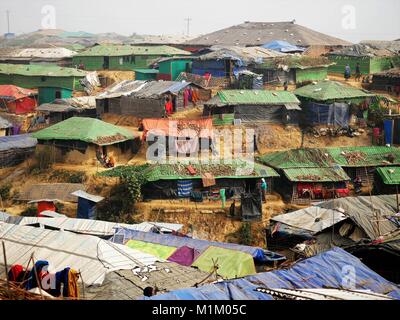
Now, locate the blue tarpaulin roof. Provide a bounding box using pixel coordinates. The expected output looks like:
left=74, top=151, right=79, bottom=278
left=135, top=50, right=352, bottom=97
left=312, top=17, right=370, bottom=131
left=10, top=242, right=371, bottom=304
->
left=143, top=247, right=400, bottom=300
left=112, top=228, right=285, bottom=263
left=0, top=134, right=37, bottom=151
left=261, top=40, right=306, bottom=53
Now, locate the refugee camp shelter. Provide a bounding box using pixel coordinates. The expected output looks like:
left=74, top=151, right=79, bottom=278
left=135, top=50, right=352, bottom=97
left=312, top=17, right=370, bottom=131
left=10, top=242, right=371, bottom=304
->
left=374, top=166, right=400, bottom=195
left=0, top=85, right=37, bottom=114
left=269, top=195, right=400, bottom=283
left=0, top=47, right=77, bottom=67
left=0, top=63, right=88, bottom=92
left=133, top=68, right=159, bottom=81
left=145, top=247, right=400, bottom=300
left=71, top=190, right=104, bottom=220
left=203, top=90, right=301, bottom=125
left=253, top=56, right=332, bottom=85
left=328, top=43, right=400, bottom=75
left=32, top=117, right=138, bottom=164
left=0, top=134, right=37, bottom=167
left=142, top=118, right=214, bottom=155
left=191, top=46, right=284, bottom=81
left=156, top=57, right=193, bottom=81
left=72, top=44, right=191, bottom=71
left=259, top=148, right=351, bottom=204
left=103, top=161, right=278, bottom=202
left=261, top=40, right=306, bottom=53
left=95, top=80, right=147, bottom=116
left=372, top=68, right=400, bottom=95
left=184, top=21, right=350, bottom=48
left=119, top=81, right=210, bottom=118
left=36, top=96, right=97, bottom=125
left=175, top=72, right=229, bottom=90
left=0, top=116, right=12, bottom=136
left=325, top=146, right=400, bottom=185
left=294, top=80, right=375, bottom=127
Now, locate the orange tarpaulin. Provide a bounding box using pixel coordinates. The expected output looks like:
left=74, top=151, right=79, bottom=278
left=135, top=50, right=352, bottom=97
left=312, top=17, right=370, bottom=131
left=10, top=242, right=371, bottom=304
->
left=142, top=118, right=214, bottom=140
left=37, top=201, right=56, bottom=216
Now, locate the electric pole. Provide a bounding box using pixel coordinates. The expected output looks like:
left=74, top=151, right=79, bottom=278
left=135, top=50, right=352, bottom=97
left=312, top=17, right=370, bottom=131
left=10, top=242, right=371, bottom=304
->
left=185, top=17, right=192, bottom=36
left=6, top=10, right=10, bottom=33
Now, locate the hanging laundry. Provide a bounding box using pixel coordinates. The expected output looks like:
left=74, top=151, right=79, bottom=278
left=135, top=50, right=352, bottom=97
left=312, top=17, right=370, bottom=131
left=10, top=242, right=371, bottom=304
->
left=8, top=264, right=25, bottom=283
left=183, top=88, right=189, bottom=108
left=67, top=269, right=80, bottom=299
left=26, top=260, right=49, bottom=290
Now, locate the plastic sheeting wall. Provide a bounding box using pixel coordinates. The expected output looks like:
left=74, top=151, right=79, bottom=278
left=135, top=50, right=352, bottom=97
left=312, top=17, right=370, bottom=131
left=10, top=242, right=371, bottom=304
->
left=303, top=102, right=350, bottom=127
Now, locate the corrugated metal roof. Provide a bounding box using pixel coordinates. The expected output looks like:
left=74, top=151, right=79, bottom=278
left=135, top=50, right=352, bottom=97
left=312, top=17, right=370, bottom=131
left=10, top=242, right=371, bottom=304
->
left=294, top=80, right=374, bottom=101
left=71, top=190, right=104, bottom=202
left=376, top=166, right=400, bottom=185
left=0, top=134, right=37, bottom=151
left=75, top=44, right=191, bottom=57
left=0, top=223, right=159, bottom=286
left=133, top=68, right=159, bottom=74
left=37, top=96, right=97, bottom=113
left=130, top=81, right=192, bottom=98
left=5, top=47, right=77, bottom=59
left=213, top=90, right=300, bottom=105
left=283, top=166, right=350, bottom=182
left=0, top=63, right=87, bottom=77
left=32, top=117, right=135, bottom=146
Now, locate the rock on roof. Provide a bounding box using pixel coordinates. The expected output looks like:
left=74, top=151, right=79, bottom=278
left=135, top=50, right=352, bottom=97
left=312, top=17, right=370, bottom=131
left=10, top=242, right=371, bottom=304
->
left=32, top=117, right=135, bottom=145
left=185, top=21, right=351, bottom=47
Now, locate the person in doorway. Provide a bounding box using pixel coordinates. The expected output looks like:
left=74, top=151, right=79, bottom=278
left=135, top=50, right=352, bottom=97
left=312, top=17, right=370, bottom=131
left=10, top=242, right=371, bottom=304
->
left=229, top=200, right=236, bottom=217
left=78, top=60, right=85, bottom=70
left=260, top=178, right=267, bottom=202
left=283, top=81, right=288, bottom=91
left=106, top=154, right=116, bottom=168
left=353, top=176, right=362, bottom=193
left=165, top=97, right=173, bottom=116
left=344, top=64, right=351, bottom=81
left=355, top=63, right=361, bottom=81
left=220, top=188, right=226, bottom=209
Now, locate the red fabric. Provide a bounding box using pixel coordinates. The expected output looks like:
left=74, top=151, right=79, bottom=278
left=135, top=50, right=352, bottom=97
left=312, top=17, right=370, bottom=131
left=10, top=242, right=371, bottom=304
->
left=157, top=74, right=172, bottom=81
left=8, top=265, right=24, bottom=282
left=336, top=188, right=349, bottom=197
left=37, top=201, right=56, bottom=216
left=165, top=101, right=173, bottom=115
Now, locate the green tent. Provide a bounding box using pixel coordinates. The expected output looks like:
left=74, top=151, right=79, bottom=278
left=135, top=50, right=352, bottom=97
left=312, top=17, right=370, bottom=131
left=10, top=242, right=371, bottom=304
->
left=126, top=240, right=177, bottom=259
left=191, top=246, right=256, bottom=279
left=32, top=117, right=135, bottom=146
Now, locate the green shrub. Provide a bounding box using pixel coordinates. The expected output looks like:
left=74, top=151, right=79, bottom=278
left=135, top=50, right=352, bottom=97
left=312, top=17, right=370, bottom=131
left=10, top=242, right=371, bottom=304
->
left=0, top=184, right=12, bottom=201
left=239, top=222, right=253, bottom=246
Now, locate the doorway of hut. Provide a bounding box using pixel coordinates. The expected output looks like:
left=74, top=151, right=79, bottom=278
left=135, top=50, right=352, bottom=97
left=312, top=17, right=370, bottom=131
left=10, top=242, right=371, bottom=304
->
left=103, top=56, right=110, bottom=70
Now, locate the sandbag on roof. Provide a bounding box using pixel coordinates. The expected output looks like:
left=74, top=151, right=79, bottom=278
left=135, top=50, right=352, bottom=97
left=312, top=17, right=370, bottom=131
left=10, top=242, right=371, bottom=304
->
left=191, top=246, right=256, bottom=279
left=126, top=240, right=177, bottom=260
left=146, top=247, right=400, bottom=300
left=0, top=223, right=159, bottom=286
left=112, top=228, right=285, bottom=262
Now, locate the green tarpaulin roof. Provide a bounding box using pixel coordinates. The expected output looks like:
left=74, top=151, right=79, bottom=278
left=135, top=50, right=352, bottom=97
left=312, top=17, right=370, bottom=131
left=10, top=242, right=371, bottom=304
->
left=259, top=148, right=336, bottom=169
left=143, top=161, right=279, bottom=182
left=326, top=146, right=400, bottom=167
left=126, top=240, right=176, bottom=260
left=294, top=80, right=374, bottom=101
left=283, top=167, right=350, bottom=182
left=32, top=117, right=135, bottom=146
left=376, top=167, right=400, bottom=185
left=191, top=246, right=256, bottom=279
left=133, top=68, right=159, bottom=74
left=0, top=63, right=87, bottom=78
left=215, top=90, right=300, bottom=105
left=75, top=44, right=191, bottom=57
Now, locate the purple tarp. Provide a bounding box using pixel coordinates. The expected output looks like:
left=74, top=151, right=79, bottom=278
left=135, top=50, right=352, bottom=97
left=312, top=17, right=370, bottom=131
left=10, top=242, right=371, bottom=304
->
left=167, top=246, right=200, bottom=266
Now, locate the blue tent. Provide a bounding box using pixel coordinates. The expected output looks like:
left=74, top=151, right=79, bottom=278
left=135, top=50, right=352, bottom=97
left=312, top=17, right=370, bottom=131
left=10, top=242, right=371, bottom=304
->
left=112, top=228, right=285, bottom=263
left=143, top=247, right=400, bottom=300
left=262, top=40, right=305, bottom=53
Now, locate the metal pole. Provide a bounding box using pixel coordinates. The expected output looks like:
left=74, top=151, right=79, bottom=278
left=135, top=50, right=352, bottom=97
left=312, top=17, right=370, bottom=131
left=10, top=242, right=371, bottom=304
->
left=2, top=241, right=10, bottom=294
left=396, top=185, right=399, bottom=213
left=185, top=18, right=192, bottom=36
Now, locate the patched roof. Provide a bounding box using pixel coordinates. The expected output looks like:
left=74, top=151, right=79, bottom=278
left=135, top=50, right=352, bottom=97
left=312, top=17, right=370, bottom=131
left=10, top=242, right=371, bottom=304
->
left=185, top=21, right=351, bottom=47
left=294, top=80, right=374, bottom=101
left=282, top=167, right=350, bottom=182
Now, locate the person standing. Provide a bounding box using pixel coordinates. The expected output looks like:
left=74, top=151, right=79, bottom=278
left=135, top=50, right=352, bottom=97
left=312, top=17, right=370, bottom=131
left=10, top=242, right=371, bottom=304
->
left=344, top=64, right=351, bottom=81
left=355, top=63, right=361, bottom=81
left=260, top=178, right=267, bottom=202
left=220, top=188, right=226, bottom=208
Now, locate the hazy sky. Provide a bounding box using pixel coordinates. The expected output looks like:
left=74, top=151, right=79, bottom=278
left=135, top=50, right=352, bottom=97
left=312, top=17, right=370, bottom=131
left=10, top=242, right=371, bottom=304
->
left=1, top=0, right=399, bottom=43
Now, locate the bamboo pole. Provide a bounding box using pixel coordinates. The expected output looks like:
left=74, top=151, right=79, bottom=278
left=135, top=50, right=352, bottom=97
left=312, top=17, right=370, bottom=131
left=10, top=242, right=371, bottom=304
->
left=2, top=241, right=10, bottom=297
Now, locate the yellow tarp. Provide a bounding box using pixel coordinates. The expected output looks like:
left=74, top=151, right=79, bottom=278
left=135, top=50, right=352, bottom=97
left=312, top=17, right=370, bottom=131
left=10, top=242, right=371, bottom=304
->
left=191, top=246, right=256, bottom=279
left=125, top=240, right=177, bottom=260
